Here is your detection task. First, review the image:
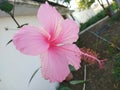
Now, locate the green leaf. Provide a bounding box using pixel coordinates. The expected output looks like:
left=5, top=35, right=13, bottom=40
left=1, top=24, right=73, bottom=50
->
left=58, top=85, right=71, bottom=90
left=69, top=65, right=75, bottom=72
left=70, top=80, right=86, bottom=85
left=0, top=0, right=13, bottom=13
left=28, top=68, right=40, bottom=85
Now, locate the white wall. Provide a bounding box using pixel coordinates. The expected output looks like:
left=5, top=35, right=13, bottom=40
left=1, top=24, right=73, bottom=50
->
left=72, top=8, right=96, bottom=23
left=0, top=16, right=58, bottom=90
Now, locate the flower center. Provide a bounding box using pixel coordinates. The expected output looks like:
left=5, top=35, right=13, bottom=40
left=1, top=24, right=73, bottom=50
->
left=45, top=35, right=58, bottom=48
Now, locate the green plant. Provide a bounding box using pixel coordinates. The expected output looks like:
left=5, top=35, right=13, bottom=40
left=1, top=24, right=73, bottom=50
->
left=80, top=1, right=119, bottom=31
left=109, top=11, right=120, bottom=23
left=111, top=1, right=119, bottom=11
left=113, top=53, right=120, bottom=80
left=0, top=0, right=13, bottom=13
left=80, top=10, right=106, bottom=31
left=57, top=85, right=72, bottom=90
left=69, top=65, right=75, bottom=72
left=69, top=80, right=86, bottom=85
left=77, top=0, right=95, bottom=10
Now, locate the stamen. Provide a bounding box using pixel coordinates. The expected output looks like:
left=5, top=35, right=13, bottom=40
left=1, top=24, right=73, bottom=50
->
left=39, top=26, right=50, bottom=39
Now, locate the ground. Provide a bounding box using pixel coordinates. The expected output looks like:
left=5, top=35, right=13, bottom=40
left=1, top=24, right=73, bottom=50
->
left=58, top=12, right=120, bottom=90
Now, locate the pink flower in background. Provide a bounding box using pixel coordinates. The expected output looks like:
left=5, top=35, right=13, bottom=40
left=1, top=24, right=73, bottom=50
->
left=13, top=2, right=81, bottom=82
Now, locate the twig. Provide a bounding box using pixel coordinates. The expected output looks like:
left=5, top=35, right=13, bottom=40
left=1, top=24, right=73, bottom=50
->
left=28, top=67, right=40, bottom=86
left=8, top=12, right=21, bottom=28
left=83, top=65, right=86, bottom=90
left=89, top=31, right=120, bottom=51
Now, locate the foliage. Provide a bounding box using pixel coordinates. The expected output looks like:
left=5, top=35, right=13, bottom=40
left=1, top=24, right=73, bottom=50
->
left=0, top=0, right=13, bottom=13
left=80, top=1, right=120, bottom=31
left=57, top=85, right=71, bottom=90
left=113, top=53, right=120, bottom=80
left=69, top=80, right=86, bottom=85
left=109, top=11, right=120, bottom=23
left=77, top=0, right=95, bottom=10
left=80, top=10, right=106, bottom=31
left=111, top=1, right=119, bottom=11
left=69, top=65, right=75, bottom=72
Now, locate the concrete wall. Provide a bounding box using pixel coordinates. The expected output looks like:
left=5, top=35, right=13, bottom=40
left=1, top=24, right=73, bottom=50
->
left=0, top=15, right=58, bottom=90
left=72, top=8, right=96, bottom=23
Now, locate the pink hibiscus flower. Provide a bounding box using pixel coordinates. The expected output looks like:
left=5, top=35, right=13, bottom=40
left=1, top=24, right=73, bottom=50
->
left=13, top=2, right=81, bottom=82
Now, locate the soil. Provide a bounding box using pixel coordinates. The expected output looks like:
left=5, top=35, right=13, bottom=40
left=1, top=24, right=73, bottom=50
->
left=58, top=13, right=120, bottom=90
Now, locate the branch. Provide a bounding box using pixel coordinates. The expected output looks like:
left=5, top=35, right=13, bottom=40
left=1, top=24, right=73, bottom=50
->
left=8, top=12, right=21, bottom=28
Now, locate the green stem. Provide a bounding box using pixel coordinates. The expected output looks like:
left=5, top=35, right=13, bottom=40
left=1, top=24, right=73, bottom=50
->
left=8, top=12, right=21, bottom=28
left=83, top=65, right=86, bottom=90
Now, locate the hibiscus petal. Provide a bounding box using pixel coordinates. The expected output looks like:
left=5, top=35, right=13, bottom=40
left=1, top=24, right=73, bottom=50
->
left=60, top=44, right=81, bottom=70
left=13, top=26, right=49, bottom=55
left=37, top=2, right=63, bottom=36
left=41, top=44, right=81, bottom=82
left=41, top=47, right=70, bottom=82
left=57, top=19, right=79, bottom=44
